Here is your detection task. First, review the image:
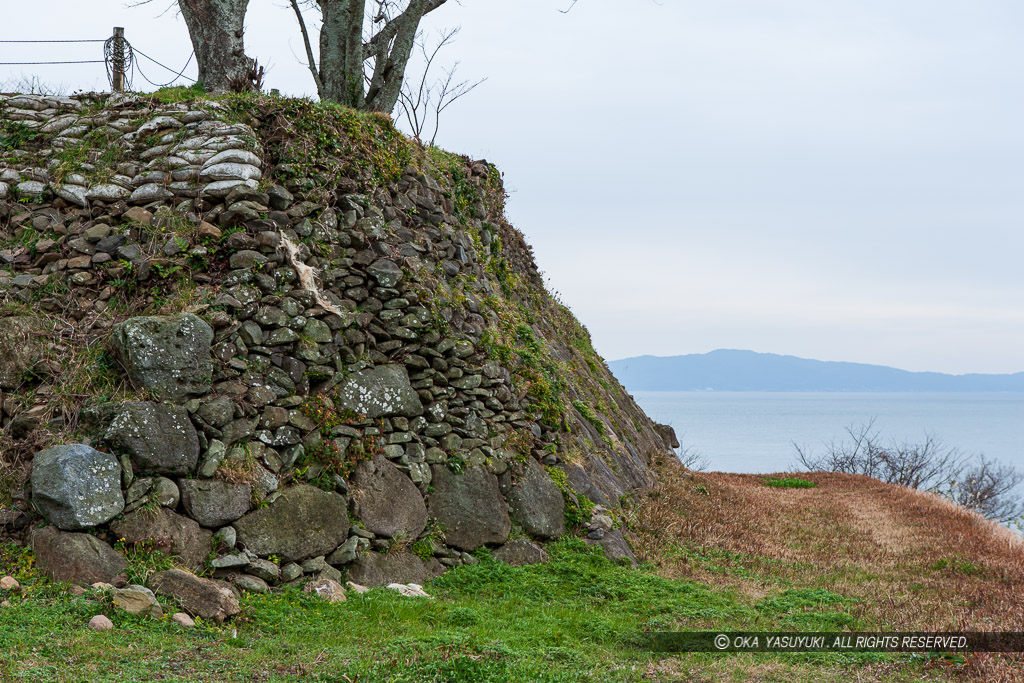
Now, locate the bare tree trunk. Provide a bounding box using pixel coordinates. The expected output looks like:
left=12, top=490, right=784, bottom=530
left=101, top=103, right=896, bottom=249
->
left=315, top=0, right=447, bottom=112
left=363, top=0, right=447, bottom=113
left=318, top=0, right=367, bottom=108
left=178, top=0, right=252, bottom=93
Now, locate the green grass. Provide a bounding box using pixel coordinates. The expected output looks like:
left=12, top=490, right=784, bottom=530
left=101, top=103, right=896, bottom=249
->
left=764, top=477, right=817, bottom=489
left=0, top=538, right=949, bottom=682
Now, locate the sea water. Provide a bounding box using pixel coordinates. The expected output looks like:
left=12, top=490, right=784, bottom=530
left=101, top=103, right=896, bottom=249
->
left=631, top=391, right=1024, bottom=476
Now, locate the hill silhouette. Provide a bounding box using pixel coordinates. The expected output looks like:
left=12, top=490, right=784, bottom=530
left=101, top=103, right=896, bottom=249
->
left=609, top=349, right=1024, bottom=392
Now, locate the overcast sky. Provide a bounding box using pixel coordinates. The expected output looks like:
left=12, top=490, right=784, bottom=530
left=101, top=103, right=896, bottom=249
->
left=4, top=1, right=1023, bottom=374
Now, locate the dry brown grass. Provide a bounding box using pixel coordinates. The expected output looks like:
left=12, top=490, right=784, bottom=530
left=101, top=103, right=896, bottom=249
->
left=630, top=452, right=1024, bottom=681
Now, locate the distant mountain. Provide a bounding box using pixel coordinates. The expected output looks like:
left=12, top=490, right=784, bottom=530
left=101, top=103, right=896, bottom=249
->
left=607, top=349, right=1024, bottom=392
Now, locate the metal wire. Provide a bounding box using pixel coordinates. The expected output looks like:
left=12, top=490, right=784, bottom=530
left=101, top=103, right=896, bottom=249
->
left=103, top=34, right=133, bottom=90
left=0, top=39, right=104, bottom=43
left=0, top=33, right=195, bottom=91
left=102, top=36, right=196, bottom=91
left=0, top=37, right=106, bottom=67
left=0, top=60, right=105, bottom=65
left=132, top=46, right=196, bottom=86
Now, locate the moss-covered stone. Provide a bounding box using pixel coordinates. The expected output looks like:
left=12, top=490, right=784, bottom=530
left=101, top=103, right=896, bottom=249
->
left=233, top=484, right=349, bottom=562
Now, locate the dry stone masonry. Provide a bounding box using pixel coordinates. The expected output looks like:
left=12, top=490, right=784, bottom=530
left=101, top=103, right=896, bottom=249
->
left=0, top=93, right=679, bottom=619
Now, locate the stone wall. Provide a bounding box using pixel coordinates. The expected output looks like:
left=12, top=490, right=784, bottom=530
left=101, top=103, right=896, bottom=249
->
left=0, top=93, right=675, bottom=601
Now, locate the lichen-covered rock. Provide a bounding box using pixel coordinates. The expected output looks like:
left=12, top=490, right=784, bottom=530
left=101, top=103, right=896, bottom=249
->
left=427, top=465, right=510, bottom=551
left=105, top=402, right=200, bottom=475
left=30, top=527, right=127, bottom=585
left=200, top=162, right=262, bottom=182
left=110, top=314, right=213, bottom=402
left=55, top=183, right=88, bottom=207
left=0, top=317, right=45, bottom=389
left=150, top=569, right=240, bottom=623
left=233, top=484, right=348, bottom=562
left=85, top=184, right=130, bottom=201
left=335, top=365, right=423, bottom=419
left=346, top=551, right=444, bottom=588
left=492, top=539, right=549, bottom=566
left=129, top=183, right=174, bottom=204
left=351, top=455, right=427, bottom=539
left=109, top=508, right=212, bottom=571
left=367, top=259, right=403, bottom=287
left=503, top=459, right=566, bottom=539
left=179, top=479, right=251, bottom=528
left=31, top=444, right=124, bottom=530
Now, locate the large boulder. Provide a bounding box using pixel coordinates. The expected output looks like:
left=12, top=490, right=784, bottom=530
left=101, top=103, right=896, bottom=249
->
left=105, top=402, right=200, bottom=475
left=233, top=484, right=349, bottom=562
left=179, top=479, right=252, bottom=528
left=150, top=569, right=240, bottom=623
left=31, top=444, right=124, bottom=530
left=427, top=465, right=510, bottom=551
left=351, top=455, right=427, bottom=539
left=109, top=508, right=213, bottom=570
left=110, top=314, right=213, bottom=402
left=30, top=527, right=127, bottom=585
left=346, top=551, right=444, bottom=588
left=653, top=423, right=680, bottom=450
left=503, top=459, right=566, bottom=539
left=0, top=317, right=46, bottom=389
left=335, top=365, right=423, bottom=419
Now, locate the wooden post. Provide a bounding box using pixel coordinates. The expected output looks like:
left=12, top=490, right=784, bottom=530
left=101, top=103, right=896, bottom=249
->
left=112, top=27, right=125, bottom=93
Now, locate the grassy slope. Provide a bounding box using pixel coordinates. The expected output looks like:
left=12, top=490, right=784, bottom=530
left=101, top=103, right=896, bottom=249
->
left=3, top=455, right=1021, bottom=682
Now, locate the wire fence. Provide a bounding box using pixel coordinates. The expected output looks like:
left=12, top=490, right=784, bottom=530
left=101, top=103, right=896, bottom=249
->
left=0, top=29, right=195, bottom=91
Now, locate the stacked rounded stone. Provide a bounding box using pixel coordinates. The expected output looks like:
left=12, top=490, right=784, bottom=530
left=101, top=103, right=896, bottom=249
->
left=198, top=147, right=263, bottom=198
left=0, top=95, right=263, bottom=209
left=0, top=94, right=81, bottom=124
left=1, top=92, right=674, bottom=603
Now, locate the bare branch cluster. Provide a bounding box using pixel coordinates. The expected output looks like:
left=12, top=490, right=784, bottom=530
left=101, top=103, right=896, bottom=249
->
left=948, top=455, right=1024, bottom=527
left=395, top=27, right=485, bottom=146
left=794, top=419, right=1024, bottom=527
left=676, top=443, right=709, bottom=472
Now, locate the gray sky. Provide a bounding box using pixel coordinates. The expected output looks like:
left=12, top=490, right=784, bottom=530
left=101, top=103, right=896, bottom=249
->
left=4, top=1, right=1024, bottom=374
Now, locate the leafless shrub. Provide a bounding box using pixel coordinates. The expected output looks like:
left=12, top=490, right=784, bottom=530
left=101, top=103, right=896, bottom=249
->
left=395, top=27, right=485, bottom=146
left=0, top=74, right=67, bottom=96
left=947, top=454, right=1024, bottom=528
left=677, top=442, right=709, bottom=472
left=795, top=419, right=1024, bottom=528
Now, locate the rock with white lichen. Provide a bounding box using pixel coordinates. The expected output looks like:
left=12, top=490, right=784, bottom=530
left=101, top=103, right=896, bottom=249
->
left=109, top=314, right=213, bottom=402
left=30, top=444, right=124, bottom=530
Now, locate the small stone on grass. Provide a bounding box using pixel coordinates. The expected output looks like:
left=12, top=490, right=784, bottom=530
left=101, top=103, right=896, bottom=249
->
left=88, top=615, right=114, bottom=631
left=385, top=583, right=431, bottom=598
left=172, top=612, right=196, bottom=628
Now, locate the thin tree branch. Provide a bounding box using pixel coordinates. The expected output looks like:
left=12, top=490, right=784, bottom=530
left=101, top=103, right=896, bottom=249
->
left=289, top=0, right=324, bottom=97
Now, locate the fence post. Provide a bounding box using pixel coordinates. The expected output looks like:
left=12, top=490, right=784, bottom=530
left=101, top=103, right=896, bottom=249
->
left=112, top=27, right=125, bottom=92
